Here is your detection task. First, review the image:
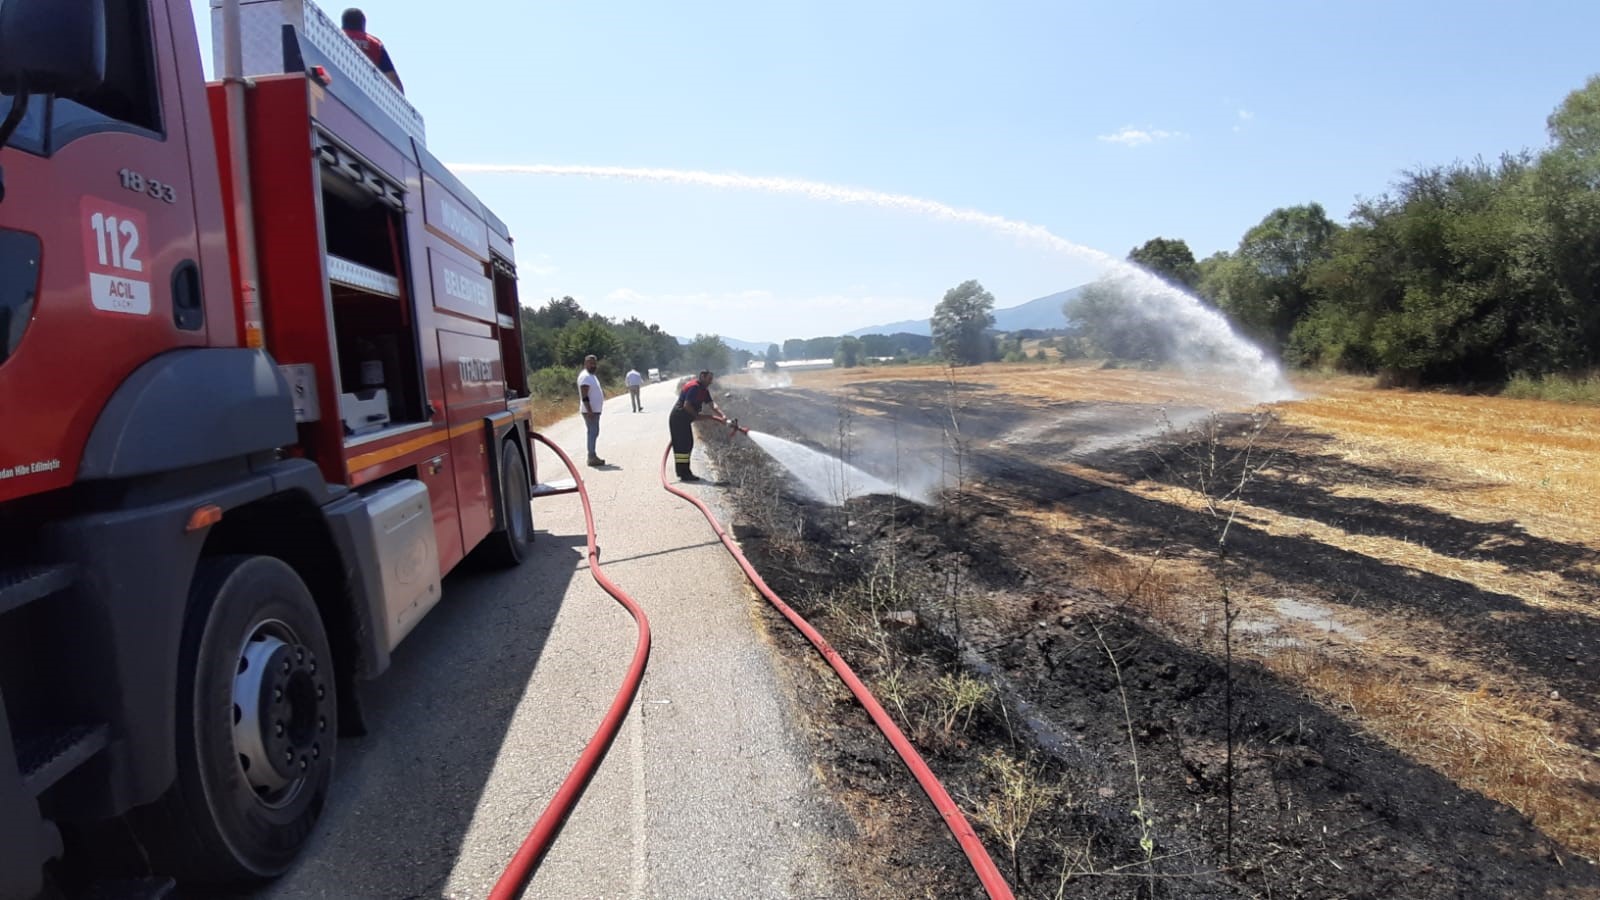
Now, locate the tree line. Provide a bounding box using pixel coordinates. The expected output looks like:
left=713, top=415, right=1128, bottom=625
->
left=766, top=333, right=936, bottom=368
left=1075, top=75, right=1600, bottom=386
left=518, top=296, right=747, bottom=399
left=516, top=295, right=947, bottom=399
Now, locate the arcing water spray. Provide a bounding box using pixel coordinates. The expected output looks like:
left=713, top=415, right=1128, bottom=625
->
left=448, top=163, right=1296, bottom=403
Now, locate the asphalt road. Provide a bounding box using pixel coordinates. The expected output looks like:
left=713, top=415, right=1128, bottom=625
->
left=249, top=380, right=845, bottom=899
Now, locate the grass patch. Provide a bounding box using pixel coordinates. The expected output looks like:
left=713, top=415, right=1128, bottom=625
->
left=528, top=396, right=570, bottom=430
left=1503, top=371, right=1600, bottom=404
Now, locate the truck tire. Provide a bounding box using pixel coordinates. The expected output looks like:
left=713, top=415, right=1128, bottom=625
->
left=483, top=443, right=533, bottom=567
left=135, top=555, right=336, bottom=885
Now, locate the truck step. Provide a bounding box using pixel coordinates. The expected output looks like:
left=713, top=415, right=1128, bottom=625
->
left=0, top=564, right=77, bottom=618
left=531, top=478, right=578, bottom=498
left=18, top=724, right=109, bottom=797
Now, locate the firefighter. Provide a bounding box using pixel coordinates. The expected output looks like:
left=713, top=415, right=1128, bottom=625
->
left=341, top=8, right=404, bottom=93
left=669, top=370, right=725, bottom=482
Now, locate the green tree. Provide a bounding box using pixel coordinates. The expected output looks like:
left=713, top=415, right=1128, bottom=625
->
left=764, top=343, right=781, bottom=372
left=682, top=333, right=730, bottom=375
left=932, top=279, right=996, bottom=365
left=1063, top=279, right=1172, bottom=362
left=857, top=334, right=892, bottom=357
left=607, top=316, right=677, bottom=372
left=522, top=296, right=590, bottom=369
left=1128, top=237, right=1200, bottom=289
left=1548, top=74, right=1600, bottom=164
left=1298, top=156, right=1571, bottom=381
left=833, top=335, right=863, bottom=367
left=1211, top=204, right=1340, bottom=349
left=1195, top=251, right=1232, bottom=307
left=782, top=338, right=807, bottom=361
left=1534, top=78, right=1600, bottom=371
left=803, top=336, right=840, bottom=359
left=857, top=331, right=931, bottom=359
left=522, top=322, right=556, bottom=370
left=554, top=318, right=621, bottom=367
left=528, top=296, right=588, bottom=331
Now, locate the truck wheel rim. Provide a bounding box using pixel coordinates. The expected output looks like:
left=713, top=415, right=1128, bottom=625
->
left=232, top=619, right=330, bottom=808
left=508, top=461, right=531, bottom=545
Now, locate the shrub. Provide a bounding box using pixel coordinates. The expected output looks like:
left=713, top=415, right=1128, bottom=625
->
left=1502, top=370, right=1600, bottom=403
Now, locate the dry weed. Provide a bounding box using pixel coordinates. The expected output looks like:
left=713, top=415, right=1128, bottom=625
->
left=931, top=671, right=992, bottom=740
left=965, top=748, right=1066, bottom=887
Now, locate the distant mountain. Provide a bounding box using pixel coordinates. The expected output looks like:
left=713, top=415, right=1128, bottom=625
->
left=992, top=286, right=1087, bottom=332
left=846, top=285, right=1088, bottom=337
left=675, top=335, right=777, bottom=355
left=846, top=317, right=928, bottom=337
left=721, top=336, right=777, bottom=355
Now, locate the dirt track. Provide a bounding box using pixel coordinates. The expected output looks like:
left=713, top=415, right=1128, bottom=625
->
left=709, top=364, right=1600, bottom=899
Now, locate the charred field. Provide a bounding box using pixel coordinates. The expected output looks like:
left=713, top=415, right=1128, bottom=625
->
left=705, top=364, right=1600, bottom=900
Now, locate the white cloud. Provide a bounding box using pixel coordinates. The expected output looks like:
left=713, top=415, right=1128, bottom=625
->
left=1237, top=109, right=1254, bottom=121
left=1097, top=126, right=1188, bottom=147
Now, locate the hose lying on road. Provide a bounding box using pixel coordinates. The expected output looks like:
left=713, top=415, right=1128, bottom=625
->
left=659, top=434, right=1016, bottom=900
left=490, top=432, right=653, bottom=900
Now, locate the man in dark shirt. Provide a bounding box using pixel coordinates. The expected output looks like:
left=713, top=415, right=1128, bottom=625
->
left=668, top=371, right=725, bottom=482
left=341, top=8, right=404, bottom=93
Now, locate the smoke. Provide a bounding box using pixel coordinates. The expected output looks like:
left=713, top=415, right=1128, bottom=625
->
left=733, top=370, right=793, bottom=390
left=449, top=163, right=1294, bottom=403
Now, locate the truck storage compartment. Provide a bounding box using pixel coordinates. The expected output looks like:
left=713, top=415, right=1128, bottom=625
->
left=318, top=137, right=426, bottom=439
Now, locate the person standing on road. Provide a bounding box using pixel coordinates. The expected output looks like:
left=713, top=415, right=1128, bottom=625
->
left=341, top=8, right=404, bottom=93
left=578, top=354, right=606, bottom=467
left=668, top=370, right=725, bottom=482
left=626, top=367, right=644, bottom=413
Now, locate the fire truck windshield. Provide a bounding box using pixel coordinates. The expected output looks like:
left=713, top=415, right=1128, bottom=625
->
left=0, top=0, right=159, bottom=157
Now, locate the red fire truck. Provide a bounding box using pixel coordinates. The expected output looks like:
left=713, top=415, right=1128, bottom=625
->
left=0, top=0, right=538, bottom=893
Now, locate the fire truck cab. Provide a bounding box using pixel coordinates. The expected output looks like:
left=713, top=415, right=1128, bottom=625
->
left=0, top=0, right=535, bottom=893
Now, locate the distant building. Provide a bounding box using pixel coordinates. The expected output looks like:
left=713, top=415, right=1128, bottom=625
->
left=745, top=358, right=834, bottom=372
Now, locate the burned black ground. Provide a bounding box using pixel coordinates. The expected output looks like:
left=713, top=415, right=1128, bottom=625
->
left=705, top=384, right=1600, bottom=900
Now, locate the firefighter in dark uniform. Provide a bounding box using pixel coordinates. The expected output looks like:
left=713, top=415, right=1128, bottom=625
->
left=341, top=8, right=404, bottom=93
left=669, top=370, right=725, bottom=481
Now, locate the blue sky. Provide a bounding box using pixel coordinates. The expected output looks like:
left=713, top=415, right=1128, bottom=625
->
left=192, top=1, right=1600, bottom=344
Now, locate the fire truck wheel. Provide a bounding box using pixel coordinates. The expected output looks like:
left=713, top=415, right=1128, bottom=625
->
left=484, top=443, right=533, bottom=567
left=137, top=555, right=337, bottom=884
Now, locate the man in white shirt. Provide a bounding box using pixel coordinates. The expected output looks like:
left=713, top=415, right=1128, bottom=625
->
left=625, top=367, right=644, bottom=413
left=577, top=355, right=605, bottom=466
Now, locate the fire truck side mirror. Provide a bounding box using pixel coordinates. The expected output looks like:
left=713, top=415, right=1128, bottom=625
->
left=0, top=0, right=106, bottom=96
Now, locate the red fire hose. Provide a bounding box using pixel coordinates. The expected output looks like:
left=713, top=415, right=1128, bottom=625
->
left=492, top=426, right=1012, bottom=900
left=489, top=432, right=652, bottom=900
left=659, top=428, right=1016, bottom=900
